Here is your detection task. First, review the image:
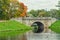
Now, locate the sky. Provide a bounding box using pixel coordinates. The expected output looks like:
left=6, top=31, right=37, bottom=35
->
left=18, top=0, right=59, bottom=11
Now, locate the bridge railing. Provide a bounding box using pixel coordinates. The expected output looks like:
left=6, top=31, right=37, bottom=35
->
left=21, top=17, right=52, bottom=20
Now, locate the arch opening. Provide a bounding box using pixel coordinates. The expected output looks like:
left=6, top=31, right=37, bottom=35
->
left=31, top=22, right=44, bottom=33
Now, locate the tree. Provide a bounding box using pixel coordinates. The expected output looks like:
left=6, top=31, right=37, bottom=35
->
left=49, top=9, right=58, bottom=18
left=27, top=9, right=50, bottom=17
left=19, top=2, right=27, bottom=17
left=0, top=0, right=24, bottom=20
left=49, top=9, right=60, bottom=19
left=56, top=1, right=60, bottom=9
left=56, top=1, right=60, bottom=19
left=38, top=9, right=50, bottom=17
left=56, top=10, right=60, bottom=19
left=27, top=10, right=39, bottom=17
left=0, top=0, right=10, bottom=20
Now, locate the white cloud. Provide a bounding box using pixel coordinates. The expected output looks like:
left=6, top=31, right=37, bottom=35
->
left=19, top=0, right=59, bottom=11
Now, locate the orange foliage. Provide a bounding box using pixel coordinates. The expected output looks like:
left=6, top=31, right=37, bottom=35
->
left=10, top=0, right=27, bottom=17
left=19, top=2, right=27, bottom=17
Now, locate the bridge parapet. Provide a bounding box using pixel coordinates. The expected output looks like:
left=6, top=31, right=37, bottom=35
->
left=22, top=17, right=52, bottom=20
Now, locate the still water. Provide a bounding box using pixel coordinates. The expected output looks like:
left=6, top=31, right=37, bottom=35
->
left=0, top=32, right=60, bottom=40
left=26, top=32, right=60, bottom=40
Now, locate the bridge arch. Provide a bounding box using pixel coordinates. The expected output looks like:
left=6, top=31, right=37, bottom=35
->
left=31, top=21, right=44, bottom=33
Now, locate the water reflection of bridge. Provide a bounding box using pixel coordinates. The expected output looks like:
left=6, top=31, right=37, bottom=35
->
left=26, top=32, right=60, bottom=40
left=11, top=17, right=59, bottom=40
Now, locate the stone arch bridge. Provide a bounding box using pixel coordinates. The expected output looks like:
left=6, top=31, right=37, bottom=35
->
left=12, top=17, right=57, bottom=33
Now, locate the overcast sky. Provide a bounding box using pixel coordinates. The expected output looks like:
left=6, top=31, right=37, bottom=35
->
left=19, top=0, right=59, bottom=11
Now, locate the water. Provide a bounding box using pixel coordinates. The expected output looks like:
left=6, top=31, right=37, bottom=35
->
left=26, top=32, right=60, bottom=40
left=0, top=32, right=60, bottom=40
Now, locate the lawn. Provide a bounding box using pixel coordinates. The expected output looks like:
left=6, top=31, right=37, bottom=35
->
left=0, top=20, right=32, bottom=37
left=49, top=20, right=60, bottom=33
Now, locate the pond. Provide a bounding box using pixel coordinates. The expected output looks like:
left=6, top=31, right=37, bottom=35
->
left=26, top=32, right=60, bottom=40
left=0, top=31, right=60, bottom=40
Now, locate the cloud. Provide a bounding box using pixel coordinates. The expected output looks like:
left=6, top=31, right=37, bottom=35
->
left=19, top=0, right=59, bottom=11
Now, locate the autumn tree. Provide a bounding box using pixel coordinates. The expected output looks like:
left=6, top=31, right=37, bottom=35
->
left=19, top=2, right=27, bottom=17
left=0, top=0, right=26, bottom=20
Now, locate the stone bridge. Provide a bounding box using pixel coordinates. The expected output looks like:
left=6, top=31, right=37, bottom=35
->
left=12, top=17, right=57, bottom=33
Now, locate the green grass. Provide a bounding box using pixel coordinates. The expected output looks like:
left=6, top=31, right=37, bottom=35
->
left=0, top=20, right=32, bottom=37
left=49, top=20, right=60, bottom=33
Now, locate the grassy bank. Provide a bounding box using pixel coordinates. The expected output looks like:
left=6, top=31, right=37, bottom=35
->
left=49, top=20, right=60, bottom=33
left=0, top=20, right=32, bottom=37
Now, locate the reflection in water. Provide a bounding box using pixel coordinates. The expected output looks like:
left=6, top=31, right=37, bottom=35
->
left=56, top=34, right=60, bottom=40
left=26, top=32, right=60, bottom=40
left=0, top=32, right=60, bottom=40
left=0, top=34, right=24, bottom=40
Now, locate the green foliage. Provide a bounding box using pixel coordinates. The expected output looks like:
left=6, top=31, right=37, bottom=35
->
left=49, top=9, right=58, bottom=17
left=0, top=0, right=10, bottom=20
left=38, top=9, right=50, bottom=17
left=49, top=9, right=60, bottom=19
left=27, top=9, right=50, bottom=17
left=27, top=10, right=39, bottom=17
left=27, top=9, right=60, bottom=19
left=0, top=20, right=32, bottom=37
left=27, top=1, right=60, bottom=18
left=0, top=0, right=23, bottom=20
left=49, top=20, right=60, bottom=33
